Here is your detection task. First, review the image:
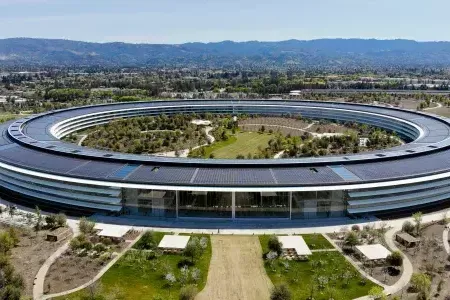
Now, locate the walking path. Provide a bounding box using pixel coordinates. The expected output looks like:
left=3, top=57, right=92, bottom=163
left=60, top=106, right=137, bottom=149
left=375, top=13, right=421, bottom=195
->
left=77, top=134, right=88, bottom=146
left=383, top=227, right=413, bottom=296
left=424, top=102, right=443, bottom=110
left=323, top=235, right=388, bottom=291
left=196, top=235, right=272, bottom=300
left=443, top=227, right=450, bottom=255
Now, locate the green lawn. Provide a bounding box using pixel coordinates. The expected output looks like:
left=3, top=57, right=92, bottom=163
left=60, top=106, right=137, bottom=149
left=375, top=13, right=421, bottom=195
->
left=56, top=233, right=212, bottom=300
left=259, top=234, right=334, bottom=253
left=205, top=131, right=273, bottom=159
left=259, top=235, right=377, bottom=300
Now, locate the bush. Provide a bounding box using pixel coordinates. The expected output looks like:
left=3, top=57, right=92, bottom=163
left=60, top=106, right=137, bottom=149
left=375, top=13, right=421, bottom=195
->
left=410, top=273, right=431, bottom=294
left=270, top=284, right=291, bottom=300
left=134, top=231, right=155, bottom=250
left=0, top=231, right=15, bottom=254
left=268, top=236, right=283, bottom=255
left=386, top=251, right=403, bottom=267
left=45, top=214, right=57, bottom=229
left=179, top=285, right=198, bottom=300
left=351, top=224, right=361, bottom=232
left=55, top=213, right=67, bottom=227
left=78, top=217, right=95, bottom=235
left=93, top=243, right=108, bottom=253
left=402, top=221, right=415, bottom=234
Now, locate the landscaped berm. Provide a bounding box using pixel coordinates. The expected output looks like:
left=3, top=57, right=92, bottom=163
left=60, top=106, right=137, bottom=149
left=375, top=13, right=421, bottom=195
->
left=55, top=232, right=212, bottom=300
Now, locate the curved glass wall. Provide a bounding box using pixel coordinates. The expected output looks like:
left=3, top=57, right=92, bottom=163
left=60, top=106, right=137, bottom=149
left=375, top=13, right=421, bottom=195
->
left=235, top=192, right=289, bottom=218
left=178, top=191, right=232, bottom=218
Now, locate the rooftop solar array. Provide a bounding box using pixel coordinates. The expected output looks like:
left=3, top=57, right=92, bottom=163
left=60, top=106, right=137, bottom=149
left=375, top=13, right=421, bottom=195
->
left=1, top=100, right=450, bottom=187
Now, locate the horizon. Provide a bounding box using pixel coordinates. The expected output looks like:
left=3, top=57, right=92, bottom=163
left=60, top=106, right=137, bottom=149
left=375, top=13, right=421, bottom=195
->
left=1, top=0, right=450, bottom=43
left=2, top=37, right=450, bottom=45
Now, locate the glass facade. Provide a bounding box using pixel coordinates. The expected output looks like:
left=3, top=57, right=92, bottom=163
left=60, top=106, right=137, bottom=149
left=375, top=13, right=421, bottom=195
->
left=120, top=189, right=348, bottom=219
left=122, top=188, right=176, bottom=218
left=235, top=192, right=289, bottom=218
left=178, top=191, right=232, bottom=218
left=292, top=190, right=346, bottom=219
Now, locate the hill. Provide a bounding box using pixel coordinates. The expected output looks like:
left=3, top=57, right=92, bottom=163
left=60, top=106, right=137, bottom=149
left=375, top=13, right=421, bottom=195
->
left=1, top=38, right=450, bottom=69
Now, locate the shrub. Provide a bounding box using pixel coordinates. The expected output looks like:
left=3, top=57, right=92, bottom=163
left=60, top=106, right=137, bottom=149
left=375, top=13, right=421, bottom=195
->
left=344, top=231, right=360, bottom=248
left=134, top=231, right=155, bottom=250
left=179, top=285, right=198, bottom=300
left=93, top=243, right=108, bottom=253
left=45, top=214, right=57, bottom=229
left=351, top=224, right=361, bottom=232
left=270, top=284, right=291, bottom=300
left=402, top=221, right=414, bottom=235
left=368, top=286, right=386, bottom=300
left=386, top=251, right=403, bottom=267
left=55, top=213, right=67, bottom=227
left=0, top=231, right=15, bottom=254
left=268, top=236, right=283, bottom=255
left=78, top=217, right=95, bottom=235
left=410, top=273, right=431, bottom=294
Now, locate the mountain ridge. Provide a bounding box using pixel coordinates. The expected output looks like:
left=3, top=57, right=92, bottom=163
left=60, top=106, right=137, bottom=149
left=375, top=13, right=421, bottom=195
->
left=2, top=37, right=450, bottom=68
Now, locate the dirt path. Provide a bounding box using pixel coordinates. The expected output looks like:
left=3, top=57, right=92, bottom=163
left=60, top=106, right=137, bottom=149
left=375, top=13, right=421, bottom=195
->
left=196, top=235, right=272, bottom=300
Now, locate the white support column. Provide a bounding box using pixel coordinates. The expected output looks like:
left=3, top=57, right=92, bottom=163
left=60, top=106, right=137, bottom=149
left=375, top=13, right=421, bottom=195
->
left=232, top=191, right=236, bottom=219
left=176, top=190, right=179, bottom=219
left=289, top=191, right=292, bottom=220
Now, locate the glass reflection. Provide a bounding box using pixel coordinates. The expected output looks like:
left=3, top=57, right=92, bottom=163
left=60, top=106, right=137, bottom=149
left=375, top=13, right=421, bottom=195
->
left=178, top=191, right=232, bottom=218
left=235, top=192, right=289, bottom=218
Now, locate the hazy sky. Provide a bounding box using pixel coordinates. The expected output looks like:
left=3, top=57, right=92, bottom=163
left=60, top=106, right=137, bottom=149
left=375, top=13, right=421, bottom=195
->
left=0, top=0, right=449, bottom=44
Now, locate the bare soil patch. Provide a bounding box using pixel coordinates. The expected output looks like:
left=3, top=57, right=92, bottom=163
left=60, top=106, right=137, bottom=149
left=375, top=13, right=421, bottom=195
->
left=0, top=223, right=73, bottom=297
left=196, top=235, right=273, bottom=300
left=44, top=236, right=131, bottom=294
left=396, top=223, right=450, bottom=300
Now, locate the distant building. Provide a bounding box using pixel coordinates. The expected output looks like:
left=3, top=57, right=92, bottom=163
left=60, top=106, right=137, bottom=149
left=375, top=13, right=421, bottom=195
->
left=289, top=90, right=302, bottom=96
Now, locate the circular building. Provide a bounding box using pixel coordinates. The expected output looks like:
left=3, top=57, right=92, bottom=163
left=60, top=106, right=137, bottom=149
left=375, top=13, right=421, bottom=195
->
left=1, top=100, right=450, bottom=222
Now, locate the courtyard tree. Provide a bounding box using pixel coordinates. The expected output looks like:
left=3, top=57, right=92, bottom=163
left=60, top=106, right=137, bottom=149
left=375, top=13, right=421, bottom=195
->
left=410, top=273, right=431, bottom=296
left=179, top=284, right=198, bottom=300
left=386, top=251, right=403, bottom=269
left=344, top=231, right=360, bottom=250
left=268, top=235, right=283, bottom=255
left=78, top=217, right=96, bottom=235
left=412, top=212, right=423, bottom=236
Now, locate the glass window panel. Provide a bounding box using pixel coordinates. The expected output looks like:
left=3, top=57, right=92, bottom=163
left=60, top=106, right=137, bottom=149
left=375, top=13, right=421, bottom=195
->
left=235, top=192, right=289, bottom=218
left=178, top=191, right=232, bottom=218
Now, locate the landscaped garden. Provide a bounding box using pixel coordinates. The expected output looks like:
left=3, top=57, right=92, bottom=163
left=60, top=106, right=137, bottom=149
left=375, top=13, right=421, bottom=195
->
left=259, top=234, right=378, bottom=300
left=56, top=232, right=212, bottom=300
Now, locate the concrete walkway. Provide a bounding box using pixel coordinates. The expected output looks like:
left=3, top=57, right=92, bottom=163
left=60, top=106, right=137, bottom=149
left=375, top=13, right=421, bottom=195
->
left=323, top=234, right=388, bottom=290
left=35, top=231, right=144, bottom=300
left=33, top=242, right=71, bottom=299
left=383, top=227, right=413, bottom=296
left=443, top=227, right=450, bottom=255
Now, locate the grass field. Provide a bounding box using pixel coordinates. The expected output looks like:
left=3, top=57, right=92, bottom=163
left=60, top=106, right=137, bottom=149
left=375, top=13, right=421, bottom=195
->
left=259, top=235, right=376, bottom=300
left=204, top=132, right=273, bottom=159
left=57, top=233, right=212, bottom=300
left=259, top=234, right=335, bottom=252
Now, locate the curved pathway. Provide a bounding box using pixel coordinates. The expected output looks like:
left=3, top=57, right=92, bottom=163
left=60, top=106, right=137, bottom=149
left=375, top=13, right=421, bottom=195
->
left=35, top=231, right=143, bottom=300
left=196, top=235, right=272, bottom=300
left=383, top=227, right=413, bottom=296
left=443, top=226, right=450, bottom=255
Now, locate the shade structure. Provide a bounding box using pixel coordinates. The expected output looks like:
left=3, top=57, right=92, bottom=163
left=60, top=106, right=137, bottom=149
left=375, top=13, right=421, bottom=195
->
left=355, top=244, right=391, bottom=261
left=277, top=235, right=312, bottom=256
left=158, top=235, right=191, bottom=249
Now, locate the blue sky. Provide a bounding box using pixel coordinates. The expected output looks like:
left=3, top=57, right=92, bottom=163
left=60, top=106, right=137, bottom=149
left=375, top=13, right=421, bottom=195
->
left=0, top=0, right=448, bottom=44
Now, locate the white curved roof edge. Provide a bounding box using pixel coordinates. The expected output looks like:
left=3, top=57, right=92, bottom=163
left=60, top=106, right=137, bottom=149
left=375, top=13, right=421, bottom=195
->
left=47, top=104, right=425, bottom=140
left=1, top=161, right=450, bottom=193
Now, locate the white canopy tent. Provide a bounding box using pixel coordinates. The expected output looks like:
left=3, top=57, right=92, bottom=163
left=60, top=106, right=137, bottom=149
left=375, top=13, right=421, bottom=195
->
left=277, top=236, right=312, bottom=256
left=95, top=224, right=131, bottom=239
left=356, top=244, right=391, bottom=261
left=158, top=235, right=191, bottom=250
